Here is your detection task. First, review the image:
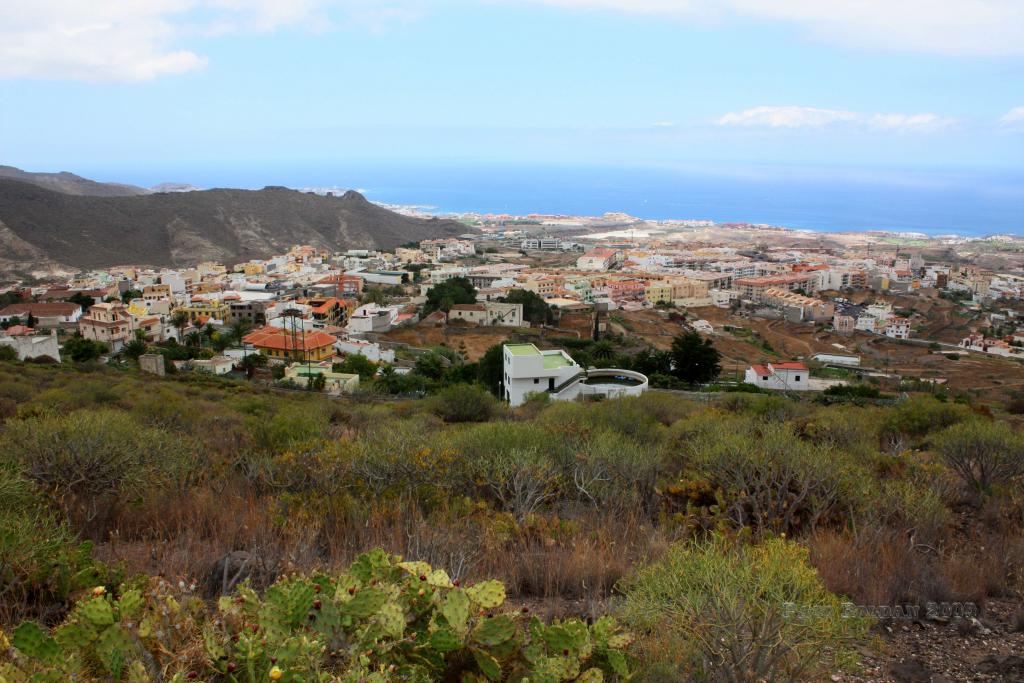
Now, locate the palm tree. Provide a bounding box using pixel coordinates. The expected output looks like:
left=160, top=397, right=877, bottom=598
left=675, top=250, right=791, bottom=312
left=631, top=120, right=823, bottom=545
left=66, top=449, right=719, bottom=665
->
left=229, top=321, right=251, bottom=345
left=211, top=333, right=231, bottom=353
left=170, top=310, right=190, bottom=333
left=239, top=352, right=267, bottom=379
left=184, top=330, right=202, bottom=348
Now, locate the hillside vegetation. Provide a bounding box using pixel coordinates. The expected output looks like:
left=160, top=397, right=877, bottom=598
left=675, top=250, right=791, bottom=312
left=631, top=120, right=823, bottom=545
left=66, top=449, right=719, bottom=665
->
left=0, top=361, right=1022, bottom=681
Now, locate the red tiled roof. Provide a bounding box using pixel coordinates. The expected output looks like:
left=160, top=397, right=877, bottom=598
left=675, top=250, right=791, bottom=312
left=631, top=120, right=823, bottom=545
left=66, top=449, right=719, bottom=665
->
left=243, top=327, right=337, bottom=352
left=0, top=302, right=80, bottom=317
left=772, top=362, right=808, bottom=371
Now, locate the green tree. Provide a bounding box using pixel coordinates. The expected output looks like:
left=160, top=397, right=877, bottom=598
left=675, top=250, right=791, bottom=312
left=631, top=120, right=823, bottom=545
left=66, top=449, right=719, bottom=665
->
left=239, top=352, right=267, bottom=378
left=63, top=334, right=106, bottom=362
left=24, top=313, right=37, bottom=329
left=631, top=347, right=673, bottom=376
left=477, top=343, right=505, bottom=396
left=67, top=292, right=95, bottom=312
left=229, top=320, right=251, bottom=345
left=360, top=287, right=391, bottom=306
left=120, top=289, right=142, bottom=304
left=0, top=345, right=18, bottom=362
left=169, top=309, right=190, bottom=332
left=500, top=288, right=553, bottom=325
left=333, top=354, right=378, bottom=380
left=669, top=331, right=721, bottom=386
left=122, top=331, right=149, bottom=361
left=414, top=351, right=448, bottom=380
left=211, top=332, right=231, bottom=353
left=424, top=277, right=476, bottom=314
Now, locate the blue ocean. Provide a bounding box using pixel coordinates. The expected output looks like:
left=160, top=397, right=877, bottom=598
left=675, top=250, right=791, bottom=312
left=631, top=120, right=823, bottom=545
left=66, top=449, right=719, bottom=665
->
left=113, top=163, right=1024, bottom=237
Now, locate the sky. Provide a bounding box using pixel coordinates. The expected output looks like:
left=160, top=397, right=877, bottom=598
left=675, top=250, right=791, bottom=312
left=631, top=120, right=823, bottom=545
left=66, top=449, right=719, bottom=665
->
left=1, top=0, right=1023, bottom=183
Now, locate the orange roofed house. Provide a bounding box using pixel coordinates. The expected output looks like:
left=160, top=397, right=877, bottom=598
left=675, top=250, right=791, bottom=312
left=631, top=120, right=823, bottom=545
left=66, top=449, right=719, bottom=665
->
left=243, top=327, right=338, bottom=362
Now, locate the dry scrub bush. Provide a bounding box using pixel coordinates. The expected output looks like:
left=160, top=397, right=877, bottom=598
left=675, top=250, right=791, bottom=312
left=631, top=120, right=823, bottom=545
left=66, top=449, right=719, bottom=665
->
left=1, top=410, right=199, bottom=529
left=673, top=417, right=869, bottom=537
left=621, top=535, right=870, bottom=683
left=933, top=419, right=1024, bottom=499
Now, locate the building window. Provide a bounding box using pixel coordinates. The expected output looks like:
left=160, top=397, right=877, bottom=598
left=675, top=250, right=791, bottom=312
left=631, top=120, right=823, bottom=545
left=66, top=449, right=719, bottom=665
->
left=762, top=376, right=768, bottom=381
left=794, top=375, right=801, bottom=381
left=534, top=378, right=539, bottom=384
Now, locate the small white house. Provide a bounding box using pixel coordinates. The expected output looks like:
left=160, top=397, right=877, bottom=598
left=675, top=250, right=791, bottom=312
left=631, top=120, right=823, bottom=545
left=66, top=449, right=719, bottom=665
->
left=448, top=302, right=524, bottom=327
left=335, top=338, right=396, bottom=363
left=744, top=362, right=810, bottom=391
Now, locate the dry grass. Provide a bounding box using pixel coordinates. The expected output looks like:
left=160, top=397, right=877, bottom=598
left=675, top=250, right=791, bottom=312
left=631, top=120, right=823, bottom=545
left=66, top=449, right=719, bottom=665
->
left=93, top=486, right=673, bottom=607
left=809, top=525, right=1024, bottom=613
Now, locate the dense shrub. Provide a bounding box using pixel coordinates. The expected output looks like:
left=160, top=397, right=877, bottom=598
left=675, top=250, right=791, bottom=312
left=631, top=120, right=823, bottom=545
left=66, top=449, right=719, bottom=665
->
left=879, top=396, right=973, bottom=453
left=0, top=465, right=113, bottom=625
left=0, top=411, right=198, bottom=525
left=620, top=535, right=870, bottom=682
left=823, top=383, right=882, bottom=399
left=674, top=418, right=869, bottom=536
left=933, top=419, right=1024, bottom=498
left=429, top=383, right=500, bottom=423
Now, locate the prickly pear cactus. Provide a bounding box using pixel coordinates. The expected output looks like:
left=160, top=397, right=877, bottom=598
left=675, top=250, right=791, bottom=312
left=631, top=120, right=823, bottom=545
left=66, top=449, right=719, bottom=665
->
left=1, top=552, right=635, bottom=682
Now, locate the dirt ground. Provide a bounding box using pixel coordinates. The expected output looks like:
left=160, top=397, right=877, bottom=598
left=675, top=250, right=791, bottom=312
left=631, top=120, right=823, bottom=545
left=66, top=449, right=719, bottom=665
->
left=612, top=307, right=1024, bottom=403
left=836, top=598, right=1024, bottom=683
left=381, top=323, right=532, bottom=361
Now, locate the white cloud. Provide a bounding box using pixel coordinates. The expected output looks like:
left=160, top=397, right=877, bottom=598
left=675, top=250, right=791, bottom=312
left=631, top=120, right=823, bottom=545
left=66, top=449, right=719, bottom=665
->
left=869, top=113, right=956, bottom=132
left=1000, top=106, right=1024, bottom=125
left=717, top=106, right=955, bottom=132
left=715, top=106, right=858, bottom=128
left=0, top=2, right=206, bottom=82
left=5, top=0, right=1023, bottom=82
left=0, top=0, right=410, bottom=82
left=530, top=0, right=1024, bottom=56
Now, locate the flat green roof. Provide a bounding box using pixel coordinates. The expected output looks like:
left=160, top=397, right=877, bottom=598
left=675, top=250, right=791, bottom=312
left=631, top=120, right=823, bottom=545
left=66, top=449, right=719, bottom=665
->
left=506, top=344, right=540, bottom=356
left=543, top=354, right=573, bottom=369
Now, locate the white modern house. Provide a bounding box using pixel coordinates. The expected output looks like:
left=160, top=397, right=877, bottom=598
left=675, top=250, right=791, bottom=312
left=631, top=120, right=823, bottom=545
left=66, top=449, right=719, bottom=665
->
left=502, top=343, right=648, bottom=406
left=744, top=362, right=810, bottom=391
